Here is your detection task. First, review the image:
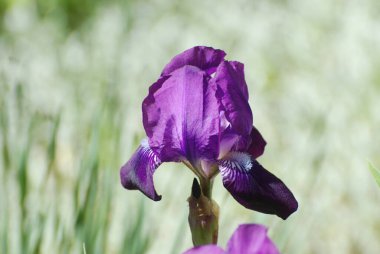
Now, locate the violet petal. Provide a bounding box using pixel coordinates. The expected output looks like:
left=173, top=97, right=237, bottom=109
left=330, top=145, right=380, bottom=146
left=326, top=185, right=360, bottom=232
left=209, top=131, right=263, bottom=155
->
left=219, top=152, right=298, bottom=219
left=213, top=61, right=253, bottom=150
left=227, top=224, right=280, bottom=254
left=183, top=245, right=225, bottom=254
left=161, top=46, right=226, bottom=76
left=120, top=139, right=162, bottom=201
left=247, top=126, right=267, bottom=159
left=143, top=65, right=220, bottom=164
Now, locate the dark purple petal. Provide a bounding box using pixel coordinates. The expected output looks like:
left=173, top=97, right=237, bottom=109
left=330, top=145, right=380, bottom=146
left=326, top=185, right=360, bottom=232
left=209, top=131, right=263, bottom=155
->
left=247, top=126, right=267, bottom=159
left=161, top=46, right=226, bottom=76
left=183, top=245, right=225, bottom=254
left=227, top=224, right=279, bottom=254
left=219, top=153, right=298, bottom=219
left=213, top=61, right=253, bottom=150
left=120, top=140, right=162, bottom=201
left=222, top=61, right=249, bottom=100
left=143, top=65, right=220, bottom=164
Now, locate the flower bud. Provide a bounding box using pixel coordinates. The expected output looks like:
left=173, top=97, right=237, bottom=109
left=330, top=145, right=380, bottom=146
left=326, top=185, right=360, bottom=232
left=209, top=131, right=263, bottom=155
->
left=188, top=178, right=219, bottom=246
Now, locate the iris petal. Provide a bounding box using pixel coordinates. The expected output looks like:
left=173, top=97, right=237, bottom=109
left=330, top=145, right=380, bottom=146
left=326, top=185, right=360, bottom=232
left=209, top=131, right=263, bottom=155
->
left=213, top=61, right=253, bottom=150
left=219, top=152, right=298, bottom=219
left=183, top=245, right=225, bottom=254
left=227, top=224, right=279, bottom=254
left=120, top=139, right=162, bottom=201
left=161, top=46, right=226, bottom=76
left=247, top=126, right=267, bottom=159
left=143, top=65, right=220, bottom=165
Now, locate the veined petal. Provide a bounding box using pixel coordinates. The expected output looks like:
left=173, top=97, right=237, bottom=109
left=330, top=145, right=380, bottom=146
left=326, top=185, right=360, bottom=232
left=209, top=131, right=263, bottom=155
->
left=161, top=46, right=226, bottom=76
left=120, top=139, right=162, bottom=201
left=143, top=65, right=220, bottom=165
left=213, top=61, right=253, bottom=150
left=247, top=126, right=267, bottom=159
left=183, top=245, right=225, bottom=254
left=219, top=152, right=298, bottom=219
left=227, top=224, right=279, bottom=254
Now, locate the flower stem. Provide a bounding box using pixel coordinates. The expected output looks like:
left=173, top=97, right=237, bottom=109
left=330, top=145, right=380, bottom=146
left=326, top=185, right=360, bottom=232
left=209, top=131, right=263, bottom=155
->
left=199, top=177, right=213, bottom=199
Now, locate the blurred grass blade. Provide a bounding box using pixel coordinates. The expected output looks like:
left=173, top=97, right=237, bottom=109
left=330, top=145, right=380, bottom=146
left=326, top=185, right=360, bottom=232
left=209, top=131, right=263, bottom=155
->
left=170, top=213, right=187, bottom=254
left=122, top=200, right=152, bottom=254
left=0, top=104, right=10, bottom=171
left=47, top=112, right=61, bottom=172
left=369, top=163, right=380, bottom=188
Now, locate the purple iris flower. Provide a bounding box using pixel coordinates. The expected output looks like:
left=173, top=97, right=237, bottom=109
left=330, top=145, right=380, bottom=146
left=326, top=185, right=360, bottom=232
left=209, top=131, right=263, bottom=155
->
left=120, top=46, right=298, bottom=219
left=183, top=224, right=279, bottom=254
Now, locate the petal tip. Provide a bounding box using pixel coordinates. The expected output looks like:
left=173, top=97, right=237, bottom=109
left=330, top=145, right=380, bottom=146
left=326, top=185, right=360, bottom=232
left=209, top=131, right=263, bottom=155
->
left=220, top=156, right=299, bottom=220
left=278, top=197, right=298, bottom=220
left=153, top=194, right=162, bottom=201
left=119, top=143, right=163, bottom=202
left=161, top=46, right=226, bottom=76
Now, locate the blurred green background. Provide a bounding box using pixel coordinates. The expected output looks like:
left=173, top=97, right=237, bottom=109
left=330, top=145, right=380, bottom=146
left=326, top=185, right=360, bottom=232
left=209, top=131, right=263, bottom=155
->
left=1, top=0, right=380, bottom=253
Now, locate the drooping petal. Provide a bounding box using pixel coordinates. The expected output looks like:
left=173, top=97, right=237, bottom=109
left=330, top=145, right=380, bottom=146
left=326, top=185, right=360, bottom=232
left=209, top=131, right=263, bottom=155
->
left=219, top=152, right=298, bottom=219
left=161, top=46, right=226, bottom=76
left=227, top=224, right=279, bottom=254
left=120, top=139, right=162, bottom=201
left=143, top=65, right=220, bottom=165
left=247, top=126, right=267, bottom=159
left=183, top=245, right=225, bottom=254
left=213, top=61, right=253, bottom=151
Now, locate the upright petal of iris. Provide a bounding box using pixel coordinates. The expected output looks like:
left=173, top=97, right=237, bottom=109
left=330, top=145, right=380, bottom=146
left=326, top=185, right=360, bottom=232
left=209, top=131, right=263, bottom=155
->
left=213, top=61, right=253, bottom=152
left=161, top=46, right=226, bottom=76
left=143, top=65, right=220, bottom=170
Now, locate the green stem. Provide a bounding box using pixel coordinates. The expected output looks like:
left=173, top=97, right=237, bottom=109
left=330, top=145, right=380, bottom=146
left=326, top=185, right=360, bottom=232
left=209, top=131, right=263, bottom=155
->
left=199, top=178, right=213, bottom=199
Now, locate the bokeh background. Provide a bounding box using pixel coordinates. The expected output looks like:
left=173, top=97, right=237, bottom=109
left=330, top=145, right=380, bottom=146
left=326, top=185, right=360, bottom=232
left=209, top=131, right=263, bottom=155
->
left=1, top=0, right=380, bottom=253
